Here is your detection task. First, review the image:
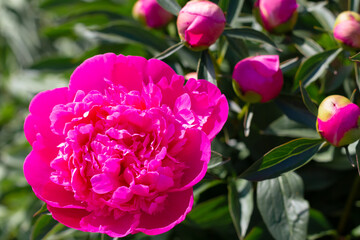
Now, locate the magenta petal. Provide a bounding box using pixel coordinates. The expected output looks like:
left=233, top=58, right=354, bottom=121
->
left=146, top=58, right=176, bottom=85
left=136, top=189, right=193, bottom=235
left=25, top=87, right=69, bottom=151
left=80, top=212, right=139, bottom=237
left=175, top=129, right=210, bottom=190
left=24, top=151, right=85, bottom=208
left=48, top=205, right=90, bottom=230
left=69, top=53, right=117, bottom=97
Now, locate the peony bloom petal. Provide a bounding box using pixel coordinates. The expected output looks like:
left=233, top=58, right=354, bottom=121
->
left=25, top=87, right=69, bottom=152
left=69, top=53, right=117, bottom=97
left=47, top=206, right=90, bottom=230
left=80, top=212, right=139, bottom=237
left=24, top=151, right=85, bottom=209
left=175, top=129, right=211, bottom=190
left=136, top=189, right=193, bottom=235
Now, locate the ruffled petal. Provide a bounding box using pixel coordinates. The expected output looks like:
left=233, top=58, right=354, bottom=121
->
left=136, top=189, right=193, bottom=235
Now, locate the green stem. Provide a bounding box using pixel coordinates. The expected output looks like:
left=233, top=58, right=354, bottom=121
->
left=354, top=61, right=360, bottom=93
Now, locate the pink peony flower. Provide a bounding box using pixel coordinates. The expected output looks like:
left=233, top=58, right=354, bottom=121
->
left=317, top=95, right=360, bottom=147
left=23, top=53, right=228, bottom=237
left=132, top=0, right=173, bottom=28
left=254, top=0, right=298, bottom=34
left=333, top=11, right=360, bottom=49
left=232, top=55, right=283, bottom=103
left=177, top=0, right=226, bottom=50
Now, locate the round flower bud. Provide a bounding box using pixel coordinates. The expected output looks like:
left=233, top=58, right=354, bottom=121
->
left=253, top=0, right=298, bottom=34
left=132, top=0, right=173, bottom=28
left=177, top=0, right=226, bottom=50
left=232, top=55, right=283, bottom=103
left=317, top=95, right=360, bottom=147
left=333, top=11, right=360, bottom=49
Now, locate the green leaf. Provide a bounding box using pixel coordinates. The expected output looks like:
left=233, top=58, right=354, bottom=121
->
left=187, top=195, right=232, bottom=229
left=228, top=178, right=253, bottom=239
left=208, top=151, right=230, bottom=169
left=156, top=0, right=181, bottom=16
left=299, top=81, right=318, bottom=116
left=197, top=50, right=217, bottom=85
left=294, top=48, right=343, bottom=90
left=225, top=36, right=249, bottom=59
left=257, top=172, right=309, bottom=240
left=226, top=0, right=245, bottom=26
left=75, top=21, right=168, bottom=53
left=264, top=115, right=319, bottom=139
left=153, top=41, right=185, bottom=60
left=222, top=28, right=279, bottom=51
left=292, top=35, right=323, bottom=57
left=350, top=0, right=360, bottom=12
left=33, top=203, right=48, bottom=217
left=275, top=94, right=317, bottom=128
left=30, top=57, right=77, bottom=71
left=240, top=138, right=325, bottom=181
left=31, top=214, right=59, bottom=240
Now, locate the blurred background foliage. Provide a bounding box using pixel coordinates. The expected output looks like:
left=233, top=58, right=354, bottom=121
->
left=1, top=0, right=360, bottom=239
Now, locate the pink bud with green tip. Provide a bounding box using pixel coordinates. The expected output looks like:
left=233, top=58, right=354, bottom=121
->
left=232, top=55, right=283, bottom=103
left=253, top=0, right=298, bottom=34
left=317, top=95, right=360, bottom=147
left=333, top=11, right=360, bottom=49
left=177, top=0, right=226, bottom=50
left=132, top=0, right=173, bottom=28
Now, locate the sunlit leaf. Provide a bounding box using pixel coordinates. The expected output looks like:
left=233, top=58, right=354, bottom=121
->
left=257, top=172, right=309, bottom=240
left=294, top=48, right=342, bottom=89
left=197, top=50, right=217, bottom=85
left=240, top=138, right=325, bottom=181
left=228, top=178, right=253, bottom=239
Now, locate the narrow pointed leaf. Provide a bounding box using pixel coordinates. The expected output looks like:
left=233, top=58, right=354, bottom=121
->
left=197, top=50, right=217, bottom=85
left=240, top=138, right=325, bottom=181
left=156, top=0, right=181, bottom=16
left=294, top=48, right=342, bottom=90
left=257, top=172, right=309, bottom=240
left=222, top=28, right=279, bottom=50
left=154, top=41, right=185, bottom=60
left=228, top=178, right=253, bottom=239
left=299, top=81, right=318, bottom=116
left=208, top=151, right=230, bottom=169
left=226, top=0, right=245, bottom=26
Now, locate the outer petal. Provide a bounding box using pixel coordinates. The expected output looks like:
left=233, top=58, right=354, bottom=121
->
left=146, top=58, right=176, bottom=85
left=24, top=150, right=85, bottom=209
left=175, top=128, right=211, bottom=190
left=25, top=87, right=69, bottom=153
left=69, top=53, right=117, bottom=96
left=80, top=212, right=139, bottom=237
left=47, top=205, right=90, bottom=230
left=136, top=189, right=193, bottom=235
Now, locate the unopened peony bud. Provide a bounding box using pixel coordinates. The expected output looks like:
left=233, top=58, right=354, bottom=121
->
left=333, top=11, right=360, bottom=49
left=177, top=0, right=226, bottom=50
left=232, top=55, right=283, bottom=103
left=253, top=0, right=298, bottom=34
left=132, top=0, right=173, bottom=28
left=317, top=95, right=360, bottom=147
